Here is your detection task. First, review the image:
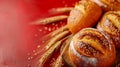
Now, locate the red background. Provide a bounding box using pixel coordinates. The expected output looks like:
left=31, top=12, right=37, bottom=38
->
left=0, top=0, right=79, bottom=67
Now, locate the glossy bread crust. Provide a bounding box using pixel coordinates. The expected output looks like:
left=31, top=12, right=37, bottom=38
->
left=67, top=0, right=102, bottom=34
left=97, top=11, right=120, bottom=48
left=69, top=28, right=116, bottom=67
left=91, top=0, right=120, bottom=12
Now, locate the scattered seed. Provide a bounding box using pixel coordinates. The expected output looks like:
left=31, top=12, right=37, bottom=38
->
left=33, top=50, right=36, bottom=53
left=39, top=25, right=68, bottom=48
left=28, top=57, right=31, bottom=60
left=30, top=57, right=33, bottom=59
left=38, top=29, right=42, bottom=32
left=30, top=26, right=69, bottom=62
left=44, top=27, right=48, bottom=30
left=30, top=26, right=70, bottom=67
left=48, top=28, right=52, bottom=31
left=42, top=40, right=45, bottom=43
left=37, top=45, right=41, bottom=48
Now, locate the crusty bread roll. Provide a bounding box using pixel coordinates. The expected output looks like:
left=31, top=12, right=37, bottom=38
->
left=69, top=28, right=116, bottom=67
left=67, top=0, right=102, bottom=34
left=91, top=0, right=120, bottom=12
left=97, top=11, right=120, bottom=48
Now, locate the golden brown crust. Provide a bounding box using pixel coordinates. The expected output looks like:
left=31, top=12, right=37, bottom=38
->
left=91, top=0, right=120, bottom=12
left=69, top=28, right=116, bottom=67
left=101, top=0, right=120, bottom=11
left=97, top=11, right=120, bottom=48
left=67, top=0, right=102, bottom=34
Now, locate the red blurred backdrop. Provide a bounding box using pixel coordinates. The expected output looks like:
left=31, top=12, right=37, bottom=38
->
left=0, top=0, right=79, bottom=67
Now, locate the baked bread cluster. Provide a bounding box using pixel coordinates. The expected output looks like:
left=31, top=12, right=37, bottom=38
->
left=31, top=0, right=120, bottom=67
left=66, top=0, right=120, bottom=67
